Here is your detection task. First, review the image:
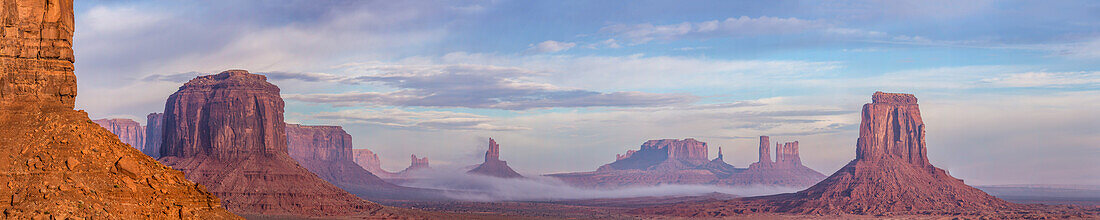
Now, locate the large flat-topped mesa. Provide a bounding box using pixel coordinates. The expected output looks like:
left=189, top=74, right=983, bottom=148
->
left=161, top=70, right=285, bottom=159
left=0, top=1, right=237, bottom=218
left=158, top=70, right=383, bottom=217
left=858, top=91, right=928, bottom=166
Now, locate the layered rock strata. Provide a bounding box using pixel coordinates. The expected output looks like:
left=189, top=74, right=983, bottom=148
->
left=0, top=1, right=236, bottom=218
left=157, top=70, right=384, bottom=217
left=635, top=92, right=1052, bottom=217
left=92, top=118, right=145, bottom=151
left=467, top=138, right=523, bottom=178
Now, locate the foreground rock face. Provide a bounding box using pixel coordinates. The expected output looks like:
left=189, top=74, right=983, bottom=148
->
left=549, top=137, right=824, bottom=188
left=467, top=138, right=523, bottom=178
left=92, top=118, right=145, bottom=151
left=157, top=70, right=383, bottom=217
left=0, top=1, right=236, bottom=218
left=142, top=113, right=164, bottom=158
left=635, top=92, right=1066, bottom=218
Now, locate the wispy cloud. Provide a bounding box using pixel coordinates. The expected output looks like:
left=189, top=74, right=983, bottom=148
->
left=306, top=108, right=528, bottom=131
left=524, top=40, right=577, bottom=54
left=277, top=63, right=699, bottom=110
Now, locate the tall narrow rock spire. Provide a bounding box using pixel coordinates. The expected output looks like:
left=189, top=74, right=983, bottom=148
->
left=486, top=138, right=501, bottom=162
left=758, top=136, right=772, bottom=163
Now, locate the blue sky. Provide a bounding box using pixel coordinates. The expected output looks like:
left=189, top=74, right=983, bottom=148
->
left=73, top=0, right=1099, bottom=185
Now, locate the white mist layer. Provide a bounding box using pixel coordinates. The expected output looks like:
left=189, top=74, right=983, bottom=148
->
left=394, top=168, right=803, bottom=202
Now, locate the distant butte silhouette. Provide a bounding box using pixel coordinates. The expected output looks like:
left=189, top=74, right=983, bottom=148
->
left=634, top=92, right=1096, bottom=218
left=467, top=138, right=524, bottom=178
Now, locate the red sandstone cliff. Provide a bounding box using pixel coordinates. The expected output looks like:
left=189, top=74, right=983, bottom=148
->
left=635, top=92, right=1042, bottom=217
left=467, top=138, right=523, bottom=178
left=157, top=70, right=384, bottom=217
left=0, top=1, right=236, bottom=218
left=92, top=118, right=145, bottom=151
left=143, top=113, right=164, bottom=158
left=724, top=136, right=825, bottom=187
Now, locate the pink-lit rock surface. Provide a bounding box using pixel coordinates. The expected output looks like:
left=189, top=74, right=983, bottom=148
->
left=92, top=118, right=145, bottom=151
left=143, top=112, right=164, bottom=158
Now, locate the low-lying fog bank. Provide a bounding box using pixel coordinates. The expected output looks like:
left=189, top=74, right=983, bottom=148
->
left=392, top=168, right=802, bottom=202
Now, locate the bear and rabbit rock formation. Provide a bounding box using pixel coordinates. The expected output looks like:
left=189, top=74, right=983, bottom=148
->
left=635, top=92, right=1094, bottom=218
left=0, top=0, right=236, bottom=218
left=156, top=70, right=386, bottom=217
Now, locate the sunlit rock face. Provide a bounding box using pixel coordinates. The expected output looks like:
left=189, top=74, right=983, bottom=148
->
left=0, top=1, right=236, bottom=218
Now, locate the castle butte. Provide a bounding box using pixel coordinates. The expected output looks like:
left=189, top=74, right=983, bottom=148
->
left=635, top=92, right=1098, bottom=218
left=0, top=0, right=236, bottom=218
left=467, top=138, right=523, bottom=178
left=92, top=118, right=145, bottom=151
left=155, top=70, right=392, bottom=217
left=286, top=123, right=444, bottom=200
left=548, top=138, right=824, bottom=188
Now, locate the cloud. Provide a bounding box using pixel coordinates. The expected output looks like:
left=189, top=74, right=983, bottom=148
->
left=395, top=169, right=802, bottom=201
left=280, top=63, right=700, bottom=110
left=980, top=71, right=1100, bottom=88
left=305, top=108, right=528, bottom=131
left=599, top=16, right=836, bottom=44
left=524, top=40, right=577, bottom=54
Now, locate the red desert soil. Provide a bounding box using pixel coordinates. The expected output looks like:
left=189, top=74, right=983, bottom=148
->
left=631, top=92, right=1100, bottom=219
left=0, top=0, right=236, bottom=218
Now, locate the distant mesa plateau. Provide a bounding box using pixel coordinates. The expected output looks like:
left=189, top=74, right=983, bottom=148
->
left=548, top=137, right=825, bottom=188
left=0, top=0, right=237, bottom=218
left=632, top=92, right=1100, bottom=218
left=286, top=123, right=445, bottom=201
